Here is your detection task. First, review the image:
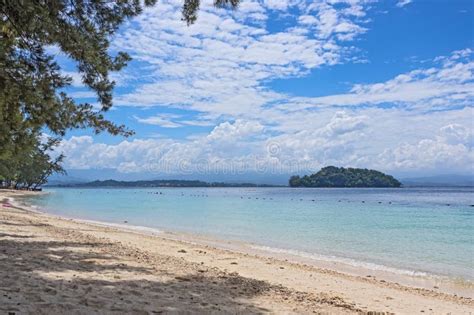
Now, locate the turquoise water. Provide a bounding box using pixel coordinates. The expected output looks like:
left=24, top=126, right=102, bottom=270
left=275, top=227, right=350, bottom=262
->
left=20, top=187, right=473, bottom=280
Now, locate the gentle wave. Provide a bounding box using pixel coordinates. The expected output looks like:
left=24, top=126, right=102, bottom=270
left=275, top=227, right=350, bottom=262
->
left=72, top=218, right=164, bottom=235
left=250, top=244, right=430, bottom=277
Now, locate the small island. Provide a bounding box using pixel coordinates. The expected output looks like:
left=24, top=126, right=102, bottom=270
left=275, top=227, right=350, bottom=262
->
left=289, top=166, right=401, bottom=188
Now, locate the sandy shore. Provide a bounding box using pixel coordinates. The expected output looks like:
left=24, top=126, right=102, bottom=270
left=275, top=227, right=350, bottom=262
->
left=0, top=190, right=472, bottom=314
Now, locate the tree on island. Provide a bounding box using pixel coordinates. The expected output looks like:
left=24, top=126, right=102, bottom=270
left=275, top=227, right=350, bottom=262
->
left=289, top=166, right=401, bottom=188
left=0, top=0, right=240, bottom=189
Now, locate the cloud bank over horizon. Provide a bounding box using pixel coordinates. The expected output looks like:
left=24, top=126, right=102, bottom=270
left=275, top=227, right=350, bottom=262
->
left=55, top=0, right=474, bottom=179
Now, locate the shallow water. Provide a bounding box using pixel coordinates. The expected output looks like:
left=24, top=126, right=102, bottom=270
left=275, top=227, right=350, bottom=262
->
left=21, top=187, right=474, bottom=280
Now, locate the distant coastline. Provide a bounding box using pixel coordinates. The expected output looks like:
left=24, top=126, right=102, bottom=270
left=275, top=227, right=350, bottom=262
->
left=48, top=179, right=283, bottom=188
left=45, top=169, right=474, bottom=189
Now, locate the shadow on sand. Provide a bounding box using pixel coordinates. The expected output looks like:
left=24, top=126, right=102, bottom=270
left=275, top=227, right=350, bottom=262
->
left=0, top=232, right=276, bottom=314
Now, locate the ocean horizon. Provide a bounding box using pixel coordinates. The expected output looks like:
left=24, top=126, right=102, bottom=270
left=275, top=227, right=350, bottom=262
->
left=19, top=186, right=474, bottom=282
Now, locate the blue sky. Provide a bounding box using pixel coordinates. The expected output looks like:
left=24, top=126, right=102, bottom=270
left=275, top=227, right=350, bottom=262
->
left=52, top=0, right=473, bottom=182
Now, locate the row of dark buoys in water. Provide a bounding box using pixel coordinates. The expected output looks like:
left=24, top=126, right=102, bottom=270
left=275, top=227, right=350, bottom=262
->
left=240, top=197, right=273, bottom=200
left=287, top=198, right=399, bottom=204
left=132, top=191, right=473, bottom=207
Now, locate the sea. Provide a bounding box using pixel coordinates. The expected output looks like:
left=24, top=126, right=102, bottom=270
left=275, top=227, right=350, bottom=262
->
left=17, top=187, right=474, bottom=282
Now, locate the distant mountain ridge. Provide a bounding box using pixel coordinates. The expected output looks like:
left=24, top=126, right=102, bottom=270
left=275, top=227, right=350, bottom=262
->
left=49, top=179, right=281, bottom=188
left=401, top=175, right=474, bottom=187
left=46, top=169, right=291, bottom=185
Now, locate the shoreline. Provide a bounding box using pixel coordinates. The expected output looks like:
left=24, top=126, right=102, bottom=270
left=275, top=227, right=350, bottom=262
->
left=66, top=217, right=473, bottom=297
left=1, top=190, right=473, bottom=313
left=14, top=190, right=473, bottom=296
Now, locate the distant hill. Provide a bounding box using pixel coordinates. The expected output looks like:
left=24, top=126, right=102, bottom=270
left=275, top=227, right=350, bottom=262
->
left=50, top=179, right=280, bottom=188
left=46, top=169, right=291, bottom=185
left=289, top=166, right=401, bottom=188
left=401, top=175, right=474, bottom=187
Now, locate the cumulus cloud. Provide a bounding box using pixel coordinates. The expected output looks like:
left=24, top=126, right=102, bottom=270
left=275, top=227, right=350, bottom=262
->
left=207, top=120, right=264, bottom=141
left=57, top=107, right=473, bottom=175
left=377, top=136, right=473, bottom=173
left=439, top=123, right=473, bottom=146
left=322, top=111, right=368, bottom=137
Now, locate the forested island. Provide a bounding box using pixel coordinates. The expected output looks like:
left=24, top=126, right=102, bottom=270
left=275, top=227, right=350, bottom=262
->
left=289, top=166, right=401, bottom=188
left=51, top=179, right=279, bottom=188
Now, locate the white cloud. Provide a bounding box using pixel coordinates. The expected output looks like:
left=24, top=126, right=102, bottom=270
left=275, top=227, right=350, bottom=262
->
left=396, top=0, right=412, bottom=8
left=322, top=111, right=368, bottom=137
left=67, top=91, right=97, bottom=99
left=207, top=120, right=264, bottom=141
left=305, top=1, right=368, bottom=41
left=377, top=134, right=473, bottom=173
left=134, top=114, right=182, bottom=128
left=179, top=120, right=214, bottom=127
left=439, top=123, right=473, bottom=146
left=134, top=114, right=214, bottom=128
left=263, top=0, right=294, bottom=10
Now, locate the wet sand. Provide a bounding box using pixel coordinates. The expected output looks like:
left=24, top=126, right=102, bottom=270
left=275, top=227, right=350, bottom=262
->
left=0, top=190, right=472, bottom=314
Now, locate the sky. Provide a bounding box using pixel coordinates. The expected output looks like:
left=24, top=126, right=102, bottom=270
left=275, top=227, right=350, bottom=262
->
left=52, top=0, right=474, bottom=183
